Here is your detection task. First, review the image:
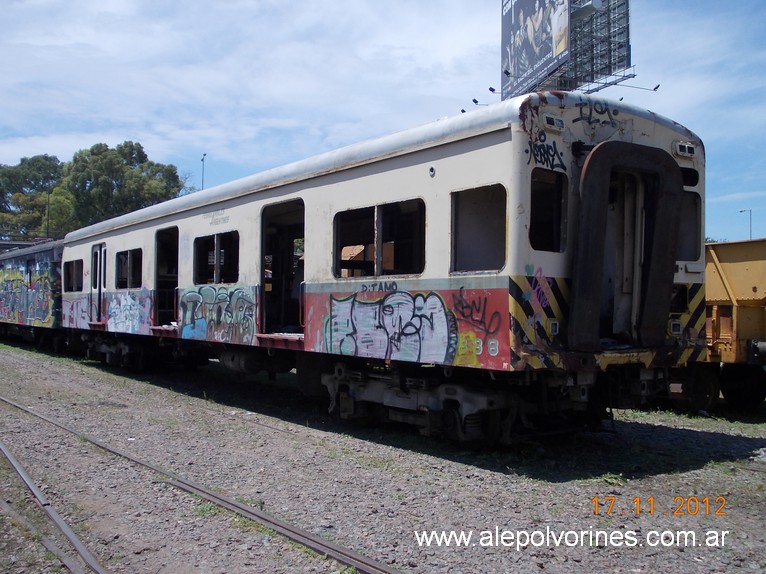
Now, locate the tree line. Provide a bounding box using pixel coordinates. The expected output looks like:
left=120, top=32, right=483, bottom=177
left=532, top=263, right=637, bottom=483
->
left=0, top=141, right=185, bottom=241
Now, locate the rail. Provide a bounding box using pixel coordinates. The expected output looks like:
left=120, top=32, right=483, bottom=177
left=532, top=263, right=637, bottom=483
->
left=0, top=438, right=110, bottom=574
left=0, top=395, right=400, bottom=574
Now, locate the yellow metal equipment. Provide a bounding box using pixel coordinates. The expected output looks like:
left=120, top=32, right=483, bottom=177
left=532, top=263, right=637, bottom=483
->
left=705, top=240, right=766, bottom=408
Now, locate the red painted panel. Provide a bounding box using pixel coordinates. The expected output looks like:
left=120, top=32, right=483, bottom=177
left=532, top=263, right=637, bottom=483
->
left=304, top=286, right=510, bottom=370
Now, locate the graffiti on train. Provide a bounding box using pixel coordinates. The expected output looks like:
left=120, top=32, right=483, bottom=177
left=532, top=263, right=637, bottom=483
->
left=572, top=99, right=626, bottom=139
left=523, top=265, right=554, bottom=309
left=324, top=291, right=458, bottom=363
left=451, top=286, right=503, bottom=338
left=0, top=271, right=55, bottom=326
left=525, top=131, right=566, bottom=171
left=62, top=296, right=91, bottom=329
left=107, top=290, right=153, bottom=335
left=573, top=99, right=619, bottom=127
left=179, top=286, right=256, bottom=344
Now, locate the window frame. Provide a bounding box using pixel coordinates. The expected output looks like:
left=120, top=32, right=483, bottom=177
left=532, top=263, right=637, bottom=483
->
left=115, top=248, right=143, bottom=289
left=333, top=198, right=425, bottom=278
left=451, top=183, right=508, bottom=273
left=529, top=168, right=568, bottom=253
left=676, top=190, right=701, bottom=261
left=63, top=259, right=84, bottom=292
left=193, top=230, right=240, bottom=285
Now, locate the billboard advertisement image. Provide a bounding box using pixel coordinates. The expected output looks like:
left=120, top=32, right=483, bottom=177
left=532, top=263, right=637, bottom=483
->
left=501, top=0, right=570, bottom=99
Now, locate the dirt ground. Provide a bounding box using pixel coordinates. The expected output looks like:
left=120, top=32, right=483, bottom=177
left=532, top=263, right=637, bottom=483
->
left=0, top=342, right=764, bottom=573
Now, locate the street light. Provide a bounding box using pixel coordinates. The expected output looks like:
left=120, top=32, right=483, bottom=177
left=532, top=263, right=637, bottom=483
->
left=201, top=153, right=207, bottom=190
left=739, top=209, right=752, bottom=240
left=46, top=188, right=51, bottom=238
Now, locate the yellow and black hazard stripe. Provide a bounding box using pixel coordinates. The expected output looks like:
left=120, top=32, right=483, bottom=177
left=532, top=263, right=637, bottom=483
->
left=669, top=282, right=707, bottom=364
left=509, top=278, right=706, bottom=371
left=687, top=282, right=706, bottom=335
left=669, top=283, right=705, bottom=338
left=509, top=275, right=570, bottom=369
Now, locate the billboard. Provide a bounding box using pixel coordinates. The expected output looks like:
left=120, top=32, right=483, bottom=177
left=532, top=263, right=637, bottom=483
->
left=501, top=0, right=571, bottom=99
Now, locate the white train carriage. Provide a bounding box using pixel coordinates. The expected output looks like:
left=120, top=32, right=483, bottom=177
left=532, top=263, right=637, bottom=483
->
left=60, top=91, right=706, bottom=441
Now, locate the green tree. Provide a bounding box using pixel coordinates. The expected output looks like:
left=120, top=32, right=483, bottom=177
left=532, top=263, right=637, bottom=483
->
left=0, top=154, right=63, bottom=239
left=46, top=187, right=77, bottom=238
left=59, top=141, right=183, bottom=229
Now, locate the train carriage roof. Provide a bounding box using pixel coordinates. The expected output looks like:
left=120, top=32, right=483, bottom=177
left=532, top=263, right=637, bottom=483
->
left=64, top=91, right=699, bottom=244
left=0, top=239, right=64, bottom=262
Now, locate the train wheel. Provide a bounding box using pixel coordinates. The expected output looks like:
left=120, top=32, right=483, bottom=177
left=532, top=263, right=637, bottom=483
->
left=680, top=364, right=720, bottom=412
left=720, top=364, right=766, bottom=411
left=440, top=405, right=462, bottom=441
left=52, top=334, right=66, bottom=355
left=481, top=410, right=502, bottom=447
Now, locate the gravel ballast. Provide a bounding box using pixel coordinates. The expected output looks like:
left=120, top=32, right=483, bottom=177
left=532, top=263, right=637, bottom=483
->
left=1, top=343, right=764, bottom=573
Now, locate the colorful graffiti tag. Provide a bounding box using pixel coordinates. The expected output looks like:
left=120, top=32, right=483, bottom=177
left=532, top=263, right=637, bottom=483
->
left=179, top=285, right=256, bottom=345
left=62, top=295, right=91, bottom=329
left=324, top=291, right=459, bottom=363
left=107, top=290, right=153, bottom=335
left=509, top=267, right=569, bottom=369
left=0, top=259, right=57, bottom=327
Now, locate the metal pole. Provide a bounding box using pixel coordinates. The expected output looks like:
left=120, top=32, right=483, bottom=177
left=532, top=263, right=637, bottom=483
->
left=201, top=153, right=207, bottom=190
left=739, top=209, right=752, bottom=240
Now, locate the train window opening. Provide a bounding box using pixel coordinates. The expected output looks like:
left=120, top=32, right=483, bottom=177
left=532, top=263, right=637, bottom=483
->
left=335, top=207, right=374, bottom=277
left=529, top=169, right=567, bottom=253
left=194, top=231, right=239, bottom=284
left=681, top=167, right=699, bottom=187
left=26, top=259, right=35, bottom=285
left=91, top=250, right=99, bottom=289
left=262, top=199, right=305, bottom=334
left=63, top=260, right=84, bottom=292
left=677, top=191, right=701, bottom=261
left=670, top=284, right=689, bottom=313
left=219, top=231, right=239, bottom=283
left=155, top=227, right=179, bottom=325
left=194, top=235, right=215, bottom=284
left=381, top=200, right=425, bottom=275
left=334, top=199, right=425, bottom=277
left=115, top=248, right=143, bottom=289
left=452, top=184, right=507, bottom=272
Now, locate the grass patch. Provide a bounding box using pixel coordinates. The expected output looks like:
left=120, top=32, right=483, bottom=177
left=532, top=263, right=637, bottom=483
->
left=193, top=501, right=223, bottom=519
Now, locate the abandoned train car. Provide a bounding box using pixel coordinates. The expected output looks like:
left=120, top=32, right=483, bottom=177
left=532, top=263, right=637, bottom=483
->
left=1, top=91, right=707, bottom=443
left=0, top=240, right=63, bottom=346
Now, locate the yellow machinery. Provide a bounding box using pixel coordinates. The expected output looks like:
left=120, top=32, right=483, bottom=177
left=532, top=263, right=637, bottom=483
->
left=705, top=240, right=766, bottom=409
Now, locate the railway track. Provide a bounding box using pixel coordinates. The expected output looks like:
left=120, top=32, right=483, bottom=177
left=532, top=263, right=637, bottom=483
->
left=0, top=394, right=400, bottom=574
left=0, top=441, right=108, bottom=574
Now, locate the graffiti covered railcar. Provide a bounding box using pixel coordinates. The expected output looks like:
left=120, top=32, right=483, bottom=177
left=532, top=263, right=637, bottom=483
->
left=53, top=91, right=705, bottom=444
left=0, top=240, right=63, bottom=344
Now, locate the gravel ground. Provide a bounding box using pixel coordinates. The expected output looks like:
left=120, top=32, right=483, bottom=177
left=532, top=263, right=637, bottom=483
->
left=0, top=341, right=764, bottom=573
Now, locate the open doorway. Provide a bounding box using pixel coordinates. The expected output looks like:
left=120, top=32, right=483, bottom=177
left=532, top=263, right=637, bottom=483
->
left=155, top=227, right=179, bottom=326
left=568, top=141, right=683, bottom=351
left=90, top=243, right=106, bottom=323
left=262, top=199, right=305, bottom=334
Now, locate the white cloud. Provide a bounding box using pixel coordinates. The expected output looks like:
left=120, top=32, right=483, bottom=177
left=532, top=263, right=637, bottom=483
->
left=708, top=191, right=766, bottom=204
left=0, top=0, right=499, bottom=180
left=2, top=0, right=765, bottom=242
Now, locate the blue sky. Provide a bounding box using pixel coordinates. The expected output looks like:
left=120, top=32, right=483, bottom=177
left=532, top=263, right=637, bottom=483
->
left=2, top=0, right=764, bottom=241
